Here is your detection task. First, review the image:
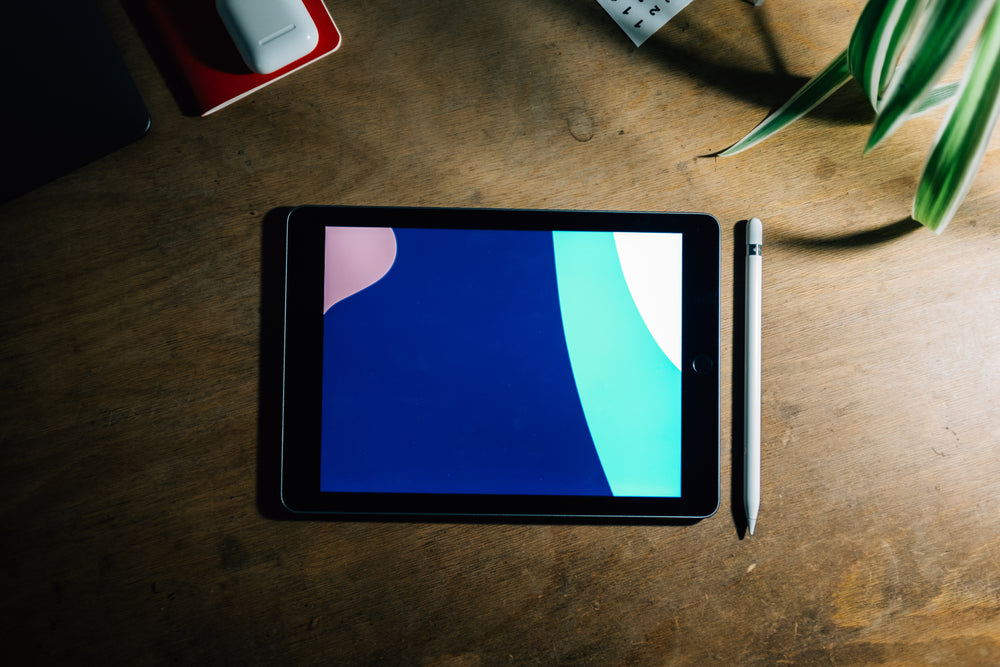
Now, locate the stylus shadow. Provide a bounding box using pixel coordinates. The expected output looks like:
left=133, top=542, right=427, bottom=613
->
left=732, top=221, right=749, bottom=539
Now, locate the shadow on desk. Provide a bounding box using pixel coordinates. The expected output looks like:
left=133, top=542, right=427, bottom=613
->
left=258, top=208, right=293, bottom=520
left=772, top=218, right=923, bottom=250
left=730, top=221, right=749, bottom=539
left=727, top=217, right=924, bottom=539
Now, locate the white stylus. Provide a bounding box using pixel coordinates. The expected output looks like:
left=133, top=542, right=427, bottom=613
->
left=745, top=217, right=763, bottom=536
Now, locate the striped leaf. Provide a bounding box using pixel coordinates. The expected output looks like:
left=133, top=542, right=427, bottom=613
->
left=866, top=0, right=996, bottom=152
left=913, top=1, right=1000, bottom=231
left=847, top=0, right=926, bottom=109
left=718, top=51, right=851, bottom=156
left=718, top=0, right=1000, bottom=231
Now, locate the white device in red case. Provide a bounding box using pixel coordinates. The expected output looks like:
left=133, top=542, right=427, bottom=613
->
left=216, top=0, right=319, bottom=74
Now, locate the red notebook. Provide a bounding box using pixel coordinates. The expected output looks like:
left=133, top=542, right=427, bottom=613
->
left=136, top=0, right=341, bottom=116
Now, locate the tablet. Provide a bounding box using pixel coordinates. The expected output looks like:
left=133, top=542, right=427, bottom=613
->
left=279, top=206, right=720, bottom=519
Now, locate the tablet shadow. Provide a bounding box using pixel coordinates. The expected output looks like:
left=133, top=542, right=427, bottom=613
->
left=258, top=207, right=295, bottom=520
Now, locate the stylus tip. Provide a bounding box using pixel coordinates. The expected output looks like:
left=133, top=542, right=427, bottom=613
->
left=747, top=218, right=763, bottom=245
left=748, top=518, right=756, bottom=536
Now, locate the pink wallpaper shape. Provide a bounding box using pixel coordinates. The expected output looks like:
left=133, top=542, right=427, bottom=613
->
left=324, top=226, right=398, bottom=314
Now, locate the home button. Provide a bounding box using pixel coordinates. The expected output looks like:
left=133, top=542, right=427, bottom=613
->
left=692, top=354, right=714, bottom=374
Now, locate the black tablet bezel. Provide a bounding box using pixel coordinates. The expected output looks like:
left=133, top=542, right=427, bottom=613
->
left=279, top=205, right=719, bottom=519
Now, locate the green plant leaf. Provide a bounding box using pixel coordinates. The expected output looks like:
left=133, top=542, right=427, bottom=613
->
left=717, top=56, right=955, bottom=157
left=914, top=82, right=960, bottom=114
left=848, top=0, right=926, bottom=109
left=867, top=0, right=996, bottom=152
left=875, top=0, right=929, bottom=104
left=717, top=50, right=851, bottom=156
left=913, top=1, right=1000, bottom=232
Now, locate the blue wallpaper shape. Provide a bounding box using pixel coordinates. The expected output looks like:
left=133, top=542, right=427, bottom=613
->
left=320, top=228, right=612, bottom=495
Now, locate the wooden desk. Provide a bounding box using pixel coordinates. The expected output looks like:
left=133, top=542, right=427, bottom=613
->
left=3, top=0, right=999, bottom=662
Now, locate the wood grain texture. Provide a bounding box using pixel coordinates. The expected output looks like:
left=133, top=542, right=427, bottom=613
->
left=3, top=0, right=1000, bottom=663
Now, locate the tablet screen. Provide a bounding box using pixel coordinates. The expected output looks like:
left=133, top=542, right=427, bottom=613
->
left=321, top=226, right=683, bottom=497
left=280, top=206, right=720, bottom=519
